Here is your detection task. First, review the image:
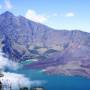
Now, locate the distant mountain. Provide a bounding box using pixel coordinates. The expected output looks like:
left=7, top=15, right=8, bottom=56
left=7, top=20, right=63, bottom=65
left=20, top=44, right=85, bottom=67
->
left=0, top=11, right=90, bottom=78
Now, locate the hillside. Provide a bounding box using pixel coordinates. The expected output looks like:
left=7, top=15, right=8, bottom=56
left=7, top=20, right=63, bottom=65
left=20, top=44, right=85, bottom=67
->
left=0, top=11, right=90, bottom=78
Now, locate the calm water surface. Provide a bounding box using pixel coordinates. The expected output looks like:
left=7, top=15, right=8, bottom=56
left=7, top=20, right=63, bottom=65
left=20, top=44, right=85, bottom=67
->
left=17, top=68, right=90, bottom=90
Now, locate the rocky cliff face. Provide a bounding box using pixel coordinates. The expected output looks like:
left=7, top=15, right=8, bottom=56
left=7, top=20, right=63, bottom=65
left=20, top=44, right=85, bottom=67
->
left=0, top=11, right=90, bottom=78
left=0, top=11, right=90, bottom=60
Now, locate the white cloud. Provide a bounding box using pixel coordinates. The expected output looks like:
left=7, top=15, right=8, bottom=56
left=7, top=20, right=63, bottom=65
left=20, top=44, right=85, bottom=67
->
left=0, top=72, right=31, bottom=89
left=4, top=0, right=13, bottom=9
left=0, top=72, right=45, bottom=89
left=0, top=49, right=44, bottom=89
left=25, top=9, right=47, bottom=23
left=0, top=5, right=2, bottom=9
left=65, top=12, right=75, bottom=17
left=0, top=50, right=19, bottom=70
left=0, top=50, right=30, bottom=89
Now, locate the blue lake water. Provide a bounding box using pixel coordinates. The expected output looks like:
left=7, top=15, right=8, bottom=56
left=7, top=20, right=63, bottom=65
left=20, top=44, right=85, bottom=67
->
left=17, top=68, right=90, bottom=90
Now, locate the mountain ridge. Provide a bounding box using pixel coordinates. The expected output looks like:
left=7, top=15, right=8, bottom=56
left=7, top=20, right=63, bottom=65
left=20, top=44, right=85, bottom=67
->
left=0, top=11, right=90, bottom=59
left=0, top=11, right=90, bottom=78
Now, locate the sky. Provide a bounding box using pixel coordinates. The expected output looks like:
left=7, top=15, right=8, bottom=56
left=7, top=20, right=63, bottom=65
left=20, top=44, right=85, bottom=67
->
left=0, top=0, right=90, bottom=32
